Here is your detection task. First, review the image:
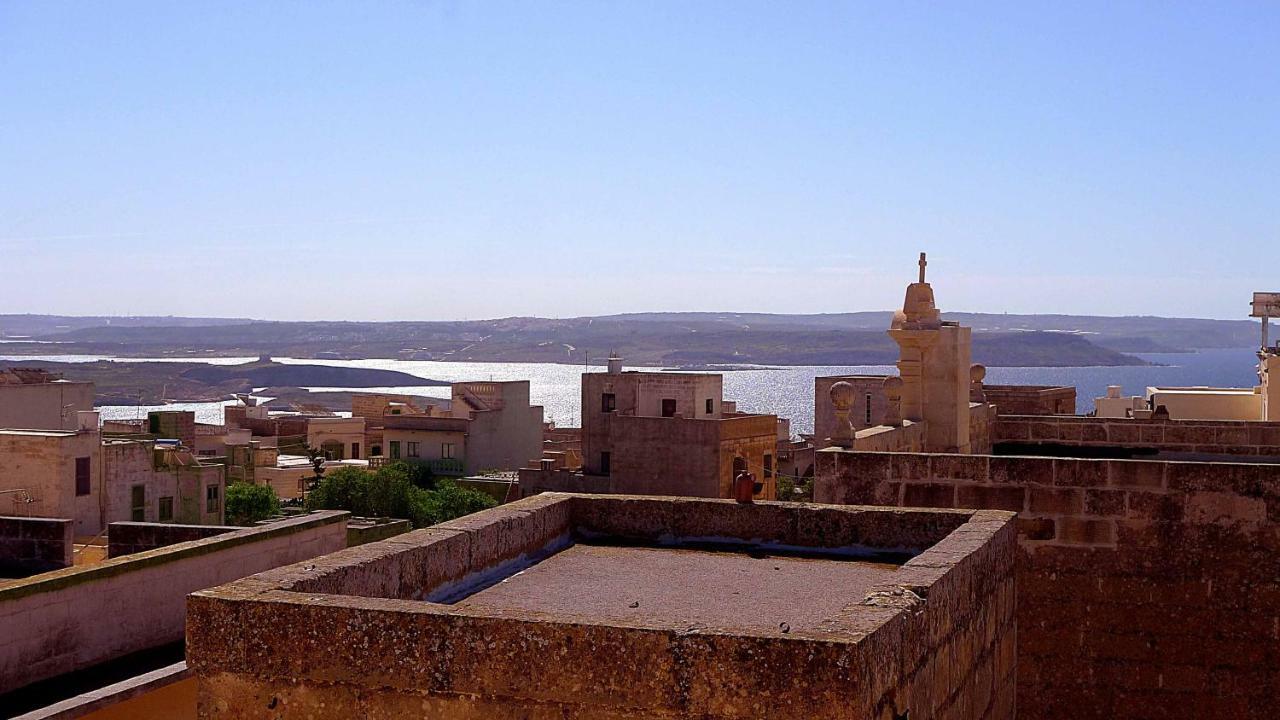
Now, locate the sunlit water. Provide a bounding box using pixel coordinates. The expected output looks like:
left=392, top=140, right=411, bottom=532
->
left=2, top=348, right=1260, bottom=434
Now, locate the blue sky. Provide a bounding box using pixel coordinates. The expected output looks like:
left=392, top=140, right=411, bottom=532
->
left=1, top=2, right=1275, bottom=321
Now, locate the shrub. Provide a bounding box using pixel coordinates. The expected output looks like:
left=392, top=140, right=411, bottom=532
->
left=225, top=481, right=280, bottom=525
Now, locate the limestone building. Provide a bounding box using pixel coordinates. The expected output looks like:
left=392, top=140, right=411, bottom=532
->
left=520, top=356, right=779, bottom=499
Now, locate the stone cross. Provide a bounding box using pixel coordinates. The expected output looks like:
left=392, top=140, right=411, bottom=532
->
left=918, top=252, right=927, bottom=283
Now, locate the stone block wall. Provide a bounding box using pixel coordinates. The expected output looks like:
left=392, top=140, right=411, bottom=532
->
left=0, top=511, right=348, bottom=696
left=815, top=450, right=1280, bottom=719
left=982, top=386, right=1077, bottom=416
left=344, top=517, right=411, bottom=547
left=107, top=521, right=241, bottom=558
left=0, top=515, right=73, bottom=577
left=995, top=414, right=1280, bottom=457
left=188, top=495, right=1016, bottom=719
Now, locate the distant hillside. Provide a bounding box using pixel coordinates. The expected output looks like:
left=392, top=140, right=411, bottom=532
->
left=595, top=311, right=1259, bottom=352
left=0, top=314, right=253, bottom=337
left=0, top=360, right=445, bottom=404
left=0, top=313, right=1170, bottom=367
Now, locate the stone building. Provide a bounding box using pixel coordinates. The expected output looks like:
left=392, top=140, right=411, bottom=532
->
left=449, top=380, right=545, bottom=473
left=102, top=439, right=225, bottom=526
left=0, top=422, right=103, bottom=536
left=0, top=368, right=94, bottom=431
left=520, top=356, right=780, bottom=499
left=305, top=416, right=366, bottom=460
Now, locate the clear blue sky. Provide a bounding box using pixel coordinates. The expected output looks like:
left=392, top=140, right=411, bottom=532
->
left=1, top=2, right=1275, bottom=321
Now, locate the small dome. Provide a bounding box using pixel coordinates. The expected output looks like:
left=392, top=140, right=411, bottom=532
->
left=829, top=381, right=856, bottom=410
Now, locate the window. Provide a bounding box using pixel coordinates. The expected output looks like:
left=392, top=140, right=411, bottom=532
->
left=206, top=484, right=220, bottom=514
left=131, top=485, right=145, bottom=522
left=75, top=457, right=91, bottom=496
left=371, top=444, right=382, bottom=457
left=158, top=496, right=174, bottom=523
left=391, top=408, right=402, bottom=415
left=351, top=442, right=360, bottom=459
left=390, top=441, right=401, bottom=459
left=601, top=393, right=616, bottom=413
left=442, top=442, right=456, bottom=460
left=705, top=399, right=714, bottom=415
left=407, top=441, right=420, bottom=458
left=865, top=393, right=873, bottom=425
left=763, top=454, right=774, bottom=479
left=661, top=399, right=677, bottom=418
left=599, top=451, right=611, bottom=475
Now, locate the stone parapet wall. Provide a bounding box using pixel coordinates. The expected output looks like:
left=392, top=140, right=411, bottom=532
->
left=188, top=494, right=1016, bottom=719
left=995, top=414, right=1280, bottom=456
left=0, top=516, right=73, bottom=577
left=0, top=510, right=348, bottom=696
left=982, top=386, right=1077, bottom=416
left=107, top=521, right=241, bottom=558
left=344, top=517, right=411, bottom=547
left=814, top=450, right=1280, bottom=719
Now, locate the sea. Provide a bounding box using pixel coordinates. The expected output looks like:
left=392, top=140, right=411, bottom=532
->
left=1, top=348, right=1261, bottom=436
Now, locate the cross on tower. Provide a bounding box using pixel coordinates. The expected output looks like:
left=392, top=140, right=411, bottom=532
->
left=918, top=252, right=927, bottom=283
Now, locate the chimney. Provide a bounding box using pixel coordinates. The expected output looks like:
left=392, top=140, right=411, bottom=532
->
left=607, top=352, right=623, bottom=375
left=1107, top=385, right=1122, bottom=399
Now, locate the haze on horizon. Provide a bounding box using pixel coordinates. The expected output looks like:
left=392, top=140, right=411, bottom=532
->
left=1, top=2, right=1276, bottom=323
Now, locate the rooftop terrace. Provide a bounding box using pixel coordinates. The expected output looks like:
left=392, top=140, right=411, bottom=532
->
left=188, top=494, right=1017, bottom=719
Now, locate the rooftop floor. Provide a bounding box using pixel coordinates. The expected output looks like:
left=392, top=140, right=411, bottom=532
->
left=458, top=541, right=901, bottom=633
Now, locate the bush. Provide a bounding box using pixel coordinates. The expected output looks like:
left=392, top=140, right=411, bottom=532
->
left=413, top=480, right=498, bottom=527
left=225, top=481, right=280, bottom=525
left=306, top=466, right=497, bottom=528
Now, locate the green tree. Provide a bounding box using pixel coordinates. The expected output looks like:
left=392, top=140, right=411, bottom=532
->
left=305, top=466, right=497, bottom=528
left=415, top=480, right=498, bottom=526
left=225, top=481, right=280, bottom=525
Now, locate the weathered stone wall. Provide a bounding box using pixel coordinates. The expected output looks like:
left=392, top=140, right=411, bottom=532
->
left=815, top=450, right=1280, bottom=719
left=0, top=381, right=95, bottom=431
left=970, top=403, right=995, bottom=454
left=107, top=521, right=240, bottom=558
left=983, top=386, right=1077, bottom=416
left=0, top=515, right=73, bottom=576
left=995, top=414, right=1280, bottom=457
left=344, top=517, right=411, bottom=547
left=0, top=510, right=348, bottom=696
left=187, top=495, right=1016, bottom=719
left=0, top=430, right=104, bottom=536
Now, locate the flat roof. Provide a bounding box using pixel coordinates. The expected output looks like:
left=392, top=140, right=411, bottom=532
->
left=1147, top=386, right=1257, bottom=395
left=187, top=496, right=1017, bottom=719
left=458, top=541, right=900, bottom=633
left=0, top=429, right=80, bottom=437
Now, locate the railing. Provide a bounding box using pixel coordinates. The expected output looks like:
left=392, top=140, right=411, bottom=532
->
left=425, top=458, right=465, bottom=476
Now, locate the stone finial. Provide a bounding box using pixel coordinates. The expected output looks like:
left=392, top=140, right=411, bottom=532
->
left=969, top=363, right=987, bottom=403
left=829, top=381, right=856, bottom=446
left=883, top=376, right=904, bottom=427
left=891, top=252, right=941, bottom=330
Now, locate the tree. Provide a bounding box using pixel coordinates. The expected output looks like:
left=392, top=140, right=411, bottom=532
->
left=305, top=464, right=497, bottom=528
left=414, top=480, right=497, bottom=526
left=225, top=481, right=280, bottom=525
